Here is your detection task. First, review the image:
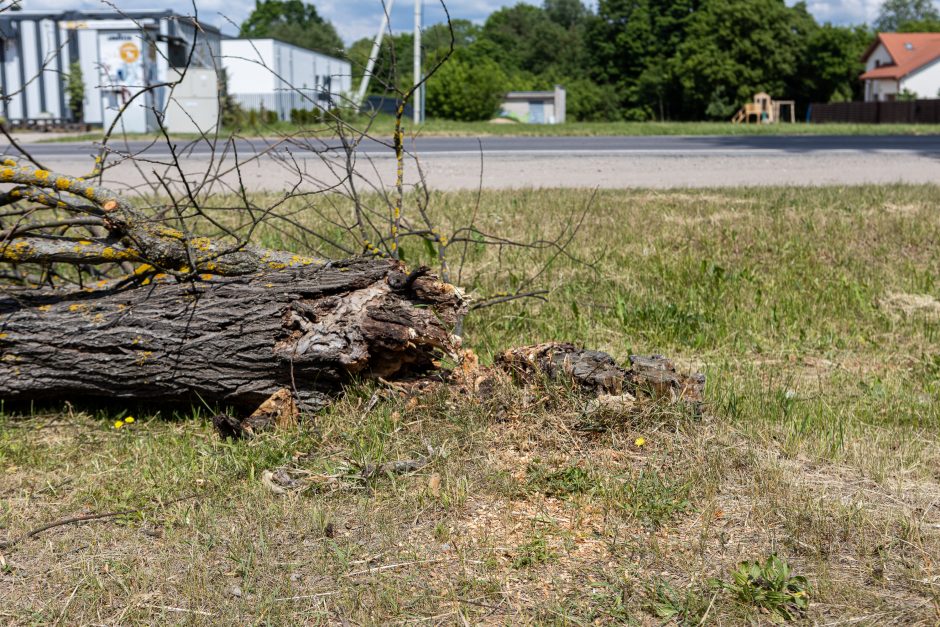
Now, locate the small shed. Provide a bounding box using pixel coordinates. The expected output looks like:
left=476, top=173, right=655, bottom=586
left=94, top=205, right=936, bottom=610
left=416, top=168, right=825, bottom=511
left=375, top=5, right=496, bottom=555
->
left=499, top=86, right=566, bottom=124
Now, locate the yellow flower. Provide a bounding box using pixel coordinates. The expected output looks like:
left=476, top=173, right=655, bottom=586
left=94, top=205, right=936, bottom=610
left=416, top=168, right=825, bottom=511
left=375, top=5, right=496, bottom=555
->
left=124, top=416, right=135, bottom=424
left=113, top=420, right=124, bottom=429
left=634, top=437, right=646, bottom=447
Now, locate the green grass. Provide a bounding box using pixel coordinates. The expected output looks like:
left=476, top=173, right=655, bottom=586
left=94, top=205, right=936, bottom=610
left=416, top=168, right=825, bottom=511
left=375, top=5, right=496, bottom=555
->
left=2, top=185, right=940, bottom=623
left=398, top=118, right=940, bottom=137
left=33, top=116, right=940, bottom=143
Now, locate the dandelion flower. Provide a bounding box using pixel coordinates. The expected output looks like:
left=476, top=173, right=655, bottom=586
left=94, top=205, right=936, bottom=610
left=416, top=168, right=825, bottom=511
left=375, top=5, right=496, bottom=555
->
left=124, top=416, right=135, bottom=424
left=634, top=436, right=646, bottom=447
left=113, top=420, right=124, bottom=429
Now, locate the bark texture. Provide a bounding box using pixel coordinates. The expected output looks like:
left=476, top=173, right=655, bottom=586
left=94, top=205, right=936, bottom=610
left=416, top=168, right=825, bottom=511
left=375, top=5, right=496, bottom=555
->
left=0, top=259, right=465, bottom=410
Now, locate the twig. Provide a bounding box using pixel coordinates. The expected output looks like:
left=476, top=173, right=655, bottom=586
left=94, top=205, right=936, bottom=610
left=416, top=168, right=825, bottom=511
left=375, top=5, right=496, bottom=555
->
left=346, top=557, right=446, bottom=577
left=53, top=579, right=84, bottom=627
left=0, top=494, right=199, bottom=550
left=698, top=590, right=719, bottom=626
left=272, top=591, right=339, bottom=602
left=144, top=605, right=215, bottom=617
left=359, top=456, right=429, bottom=480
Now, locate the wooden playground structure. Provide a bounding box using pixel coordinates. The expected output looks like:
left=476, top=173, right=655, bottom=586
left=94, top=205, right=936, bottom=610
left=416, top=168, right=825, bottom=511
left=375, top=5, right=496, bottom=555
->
left=732, top=92, right=796, bottom=124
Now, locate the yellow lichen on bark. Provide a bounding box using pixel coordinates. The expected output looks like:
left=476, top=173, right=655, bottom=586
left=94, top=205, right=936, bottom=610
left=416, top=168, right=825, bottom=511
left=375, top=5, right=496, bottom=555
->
left=1, top=241, right=31, bottom=262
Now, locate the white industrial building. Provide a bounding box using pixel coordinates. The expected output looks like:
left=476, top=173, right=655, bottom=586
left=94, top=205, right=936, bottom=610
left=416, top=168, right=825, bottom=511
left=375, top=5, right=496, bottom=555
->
left=220, top=38, right=351, bottom=121
left=0, top=10, right=221, bottom=133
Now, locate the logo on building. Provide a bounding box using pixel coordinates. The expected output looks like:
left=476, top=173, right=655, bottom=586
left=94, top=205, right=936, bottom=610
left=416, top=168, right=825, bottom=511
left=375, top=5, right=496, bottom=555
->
left=119, top=43, right=140, bottom=63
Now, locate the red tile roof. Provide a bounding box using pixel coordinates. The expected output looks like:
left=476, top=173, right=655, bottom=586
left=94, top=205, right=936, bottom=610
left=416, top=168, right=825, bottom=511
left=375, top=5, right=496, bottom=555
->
left=860, top=33, right=940, bottom=80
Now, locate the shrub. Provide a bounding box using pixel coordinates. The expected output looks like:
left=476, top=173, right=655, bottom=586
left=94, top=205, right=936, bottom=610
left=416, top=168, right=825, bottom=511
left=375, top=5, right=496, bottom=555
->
left=563, top=78, right=623, bottom=122
left=426, top=51, right=509, bottom=121
left=66, top=61, right=85, bottom=121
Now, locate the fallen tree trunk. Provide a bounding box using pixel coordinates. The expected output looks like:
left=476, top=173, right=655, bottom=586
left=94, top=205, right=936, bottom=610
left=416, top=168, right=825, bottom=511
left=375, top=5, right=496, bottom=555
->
left=0, top=259, right=465, bottom=411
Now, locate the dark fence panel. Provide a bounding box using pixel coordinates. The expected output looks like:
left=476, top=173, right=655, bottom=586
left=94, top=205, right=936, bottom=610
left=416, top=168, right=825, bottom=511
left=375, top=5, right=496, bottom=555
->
left=810, top=99, right=940, bottom=124
left=361, top=95, right=413, bottom=118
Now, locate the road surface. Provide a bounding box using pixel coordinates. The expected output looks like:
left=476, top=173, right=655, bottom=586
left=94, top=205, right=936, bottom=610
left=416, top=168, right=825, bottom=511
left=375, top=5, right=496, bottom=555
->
left=4, top=134, right=940, bottom=190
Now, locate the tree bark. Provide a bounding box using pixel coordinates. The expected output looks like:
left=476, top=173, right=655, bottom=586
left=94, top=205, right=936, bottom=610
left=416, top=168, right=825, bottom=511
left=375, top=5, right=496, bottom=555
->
left=0, top=259, right=465, bottom=411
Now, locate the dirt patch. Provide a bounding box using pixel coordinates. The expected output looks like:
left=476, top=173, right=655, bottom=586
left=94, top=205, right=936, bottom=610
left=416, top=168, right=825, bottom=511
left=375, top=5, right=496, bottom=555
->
left=880, top=291, right=940, bottom=320
left=882, top=202, right=925, bottom=216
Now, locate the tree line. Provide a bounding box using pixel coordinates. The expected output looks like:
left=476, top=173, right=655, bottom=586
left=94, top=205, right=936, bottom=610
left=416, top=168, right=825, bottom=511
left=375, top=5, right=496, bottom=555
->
left=239, top=0, right=940, bottom=122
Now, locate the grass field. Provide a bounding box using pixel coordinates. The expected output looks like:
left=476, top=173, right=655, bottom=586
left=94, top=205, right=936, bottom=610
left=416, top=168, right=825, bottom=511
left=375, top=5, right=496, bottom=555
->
left=33, top=117, right=940, bottom=143
left=2, top=185, right=940, bottom=624
left=382, top=118, right=940, bottom=137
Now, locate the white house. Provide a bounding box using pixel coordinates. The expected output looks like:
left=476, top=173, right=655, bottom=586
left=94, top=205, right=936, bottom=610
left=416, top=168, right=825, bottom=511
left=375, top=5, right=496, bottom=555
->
left=220, top=39, right=351, bottom=121
left=861, top=33, right=940, bottom=102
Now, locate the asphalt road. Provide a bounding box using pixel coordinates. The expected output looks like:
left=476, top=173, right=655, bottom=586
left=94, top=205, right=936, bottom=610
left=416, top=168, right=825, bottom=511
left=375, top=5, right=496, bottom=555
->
left=7, top=134, right=940, bottom=158
left=5, top=134, right=940, bottom=189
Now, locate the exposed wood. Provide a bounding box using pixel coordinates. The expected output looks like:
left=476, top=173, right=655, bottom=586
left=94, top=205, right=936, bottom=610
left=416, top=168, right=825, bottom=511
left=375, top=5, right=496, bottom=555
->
left=496, top=342, right=628, bottom=394
left=0, top=259, right=466, bottom=410
left=496, top=342, right=705, bottom=402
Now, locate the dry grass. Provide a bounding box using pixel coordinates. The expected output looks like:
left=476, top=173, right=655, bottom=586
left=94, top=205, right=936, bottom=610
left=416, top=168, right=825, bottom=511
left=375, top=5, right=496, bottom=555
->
left=2, top=185, right=940, bottom=624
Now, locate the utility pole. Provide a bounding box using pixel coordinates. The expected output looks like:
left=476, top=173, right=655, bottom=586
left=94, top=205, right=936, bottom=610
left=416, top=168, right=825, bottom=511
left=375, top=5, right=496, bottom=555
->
left=413, top=0, right=422, bottom=124
left=355, top=0, right=395, bottom=110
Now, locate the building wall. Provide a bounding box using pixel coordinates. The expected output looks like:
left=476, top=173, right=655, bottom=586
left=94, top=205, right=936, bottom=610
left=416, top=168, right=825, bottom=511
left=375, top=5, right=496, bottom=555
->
left=865, top=43, right=893, bottom=73
left=554, top=85, right=566, bottom=123
left=220, top=39, right=277, bottom=96
left=866, top=78, right=899, bottom=102
left=20, top=20, right=41, bottom=118
left=863, top=43, right=898, bottom=102
left=901, top=58, right=940, bottom=98
left=221, top=38, right=352, bottom=120
left=501, top=100, right=557, bottom=123
left=76, top=27, right=102, bottom=123
left=1, top=38, right=24, bottom=120
left=163, top=68, right=219, bottom=133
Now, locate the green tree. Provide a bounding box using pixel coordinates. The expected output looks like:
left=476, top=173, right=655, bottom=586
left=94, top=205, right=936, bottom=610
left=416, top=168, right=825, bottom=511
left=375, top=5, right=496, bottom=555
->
left=674, top=0, right=816, bottom=119
left=66, top=61, right=85, bottom=121
left=563, top=77, right=624, bottom=120
left=481, top=3, right=584, bottom=76
left=797, top=24, right=870, bottom=104
left=544, top=0, right=590, bottom=28
left=586, top=0, right=700, bottom=119
left=348, top=33, right=414, bottom=95
left=240, top=0, right=343, bottom=54
left=422, top=19, right=481, bottom=59
left=426, top=49, right=508, bottom=121
left=875, top=0, right=940, bottom=31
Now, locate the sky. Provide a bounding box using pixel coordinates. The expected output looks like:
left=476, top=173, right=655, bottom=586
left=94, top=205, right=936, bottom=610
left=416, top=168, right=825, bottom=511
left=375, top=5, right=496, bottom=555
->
left=13, top=0, right=905, bottom=44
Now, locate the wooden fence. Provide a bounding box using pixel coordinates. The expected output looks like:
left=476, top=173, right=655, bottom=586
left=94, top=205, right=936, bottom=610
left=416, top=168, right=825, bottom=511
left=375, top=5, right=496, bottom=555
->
left=809, top=100, right=940, bottom=124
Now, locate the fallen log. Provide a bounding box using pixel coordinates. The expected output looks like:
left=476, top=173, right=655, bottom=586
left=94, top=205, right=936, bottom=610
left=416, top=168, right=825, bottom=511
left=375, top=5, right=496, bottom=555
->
left=0, top=259, right=466, bottom=410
